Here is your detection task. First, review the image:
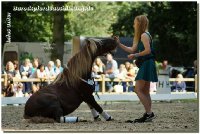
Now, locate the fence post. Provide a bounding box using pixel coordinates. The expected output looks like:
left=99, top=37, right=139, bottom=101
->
left=101, top=74, right=105, bottom=94
left=195, top=74, right=197, bottom=92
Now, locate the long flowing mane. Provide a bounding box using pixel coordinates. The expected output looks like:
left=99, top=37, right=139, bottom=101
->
left=52, top=39, right=98, bottom=88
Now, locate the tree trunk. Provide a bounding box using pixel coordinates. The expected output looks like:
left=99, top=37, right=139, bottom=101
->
left=52, top=2, right=64, bottom=64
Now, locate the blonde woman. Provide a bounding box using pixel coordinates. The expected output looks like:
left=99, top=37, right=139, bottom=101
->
left=94, top=57, right=105, bottom=73
left=115, top=15, right=158, bottom=123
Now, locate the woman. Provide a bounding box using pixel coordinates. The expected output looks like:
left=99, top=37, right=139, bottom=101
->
left=13, top=60, right=21, bottom=79
left=45, top=61, right=56, bottom=80
left=3, top=61, right=16, bottom=96
left=115, top=15, right=158, bottom=123
left=94, top=57, right=105, bottom=74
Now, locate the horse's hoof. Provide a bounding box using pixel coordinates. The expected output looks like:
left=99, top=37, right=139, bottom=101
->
left=106, top=116, right=114, bottom=121
left=94, top=115, right=101, bottom=121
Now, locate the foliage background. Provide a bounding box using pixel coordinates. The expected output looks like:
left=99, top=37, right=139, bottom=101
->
left=1, top=1, right=197, bottom=66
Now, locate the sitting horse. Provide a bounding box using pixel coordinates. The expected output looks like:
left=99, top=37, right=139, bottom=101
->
left=24, top=38, right=118, bottom=123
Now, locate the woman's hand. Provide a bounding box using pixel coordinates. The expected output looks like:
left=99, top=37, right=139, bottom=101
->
left=127, top=54, right=135, bottom=59
left=113, top=36, right=120, bottom=45
left=128, top=53, right=139, bottom=59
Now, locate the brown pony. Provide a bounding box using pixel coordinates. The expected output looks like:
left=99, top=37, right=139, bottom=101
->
left=24, top=38, right=118, bottom=123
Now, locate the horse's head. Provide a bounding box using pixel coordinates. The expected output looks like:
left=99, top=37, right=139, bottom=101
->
left=59, top=37, right=118, bottom=87
left=83, top=37, right=118, bottom=58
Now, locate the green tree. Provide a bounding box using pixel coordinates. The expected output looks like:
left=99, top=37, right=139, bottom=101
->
left=65, top=2, right=120, bottom=37
left=52, top=2, right=65, bottom=62
left=2, top=2, right=53, bottom=46
left=111, top=2, right=197, bottom=66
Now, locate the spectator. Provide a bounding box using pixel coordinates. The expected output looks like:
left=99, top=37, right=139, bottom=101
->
left=117, top=64, right=128, bottom=92
left=126, top=63, right=136, bottom=92
left=171, top=74, right=186, bottom=92
left=91, top=65, right=101, bottom=92
left=92, top=65, right=101, bottom=79
left=13, top=83, right=24, bottom=97
left=127, top=63, right=136, bottom=78
left=3, top=61, right=23, bottom=97
left=13, top=60, right=21, bottom=79
left=3, top=61, right=16, bottom=97
left=31, top=58, right=39, bottom=75
left=94, top=57, right=105, bottom=74
left=150, top=82, right=157, bottom=92
left=105, top=53, right=118, bottom=92
left=158, top=60, right=171, bottom=75
left=20, top=58, right=32, bottom=79
left=125, top=61, right=131, bottom=72
left=117, top=64, right=127, bottom=80
left=4, top=61, right=16, bottom=79
left=20, top=58, right=32, bottom=94
left=54, top=59, right=63, bottom=76
left=30, top=64, right=48, bottom=93
left=132, top=61, right=139, bottom=76
left=45, top=61, right=56, bottom=80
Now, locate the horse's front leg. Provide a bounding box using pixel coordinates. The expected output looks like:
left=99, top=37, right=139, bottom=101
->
left=83, top=94, right=113, bottom=121
left=80, top=83, right=113, bottom=121
left=87, top=104, right=101, bottom=121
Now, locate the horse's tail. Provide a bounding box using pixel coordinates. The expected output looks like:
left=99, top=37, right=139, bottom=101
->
left=24, top=115, right=55, bottom=123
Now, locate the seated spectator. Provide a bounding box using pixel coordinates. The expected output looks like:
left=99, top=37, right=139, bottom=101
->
left=13, top=60, right=21, bottom=79
left=94, top=58, right=105, bottom=74
left=54, top=59, right=63, bottom=76
left=20, top=58, right=32, bottom=94
left=117, top=64, right=127, bottom=80
left=126, top=63, right=137, bottom=92
left=105, top=53, right=118, bottom=92
left=3, top=61, right=16, bottom=79
left=31, top=58, right=39, bottom=75
left=91, top=65, right=101, bottom=92
left=150, top=82, right=157, bottom=92
left=45, top=61, right=56, bottom=80
left=127, top=63, right=136, bottom=78
left=92, top=65, right=101, bottom=79
left=132, top=61, right=139, bottom=76
left=171, top=74, right=186, bottom=92
left=3, top=61, right=22, bottom=97
left=117, top=64, right=128, bottom=92
left=125, top=61, right=131, bottom=72
left=13, top=83, right=24, bottom=97
left=4, top=80, right=14, bottom=97
left=30, top=64, right=48, bottom=93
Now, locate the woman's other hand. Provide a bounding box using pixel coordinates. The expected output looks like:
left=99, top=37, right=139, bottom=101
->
left=127, top=54, right=135, bottom=59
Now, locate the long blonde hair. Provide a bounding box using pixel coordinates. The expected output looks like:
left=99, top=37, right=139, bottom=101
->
left=134, top=15, right=149, bottom=44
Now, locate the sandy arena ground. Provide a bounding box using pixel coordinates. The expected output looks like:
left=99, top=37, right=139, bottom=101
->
left=1, top=100, right=199, bottom=132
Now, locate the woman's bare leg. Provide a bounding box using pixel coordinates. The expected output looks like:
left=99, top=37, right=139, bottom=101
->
left=134, top=80, right=151, bottom=113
